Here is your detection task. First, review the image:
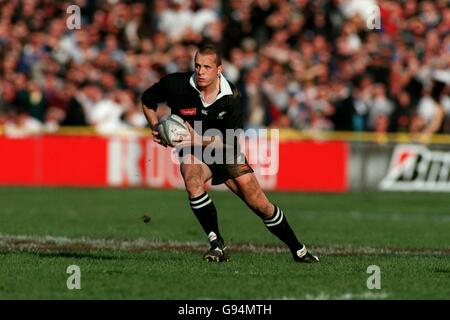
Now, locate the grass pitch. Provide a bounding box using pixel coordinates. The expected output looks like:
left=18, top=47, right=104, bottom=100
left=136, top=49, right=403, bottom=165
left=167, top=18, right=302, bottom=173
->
left=0, top=187, right=449, bottom=299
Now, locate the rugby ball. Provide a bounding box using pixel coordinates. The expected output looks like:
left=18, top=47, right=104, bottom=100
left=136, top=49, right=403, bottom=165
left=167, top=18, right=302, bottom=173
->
left=157, top=114, right=189, bottom=147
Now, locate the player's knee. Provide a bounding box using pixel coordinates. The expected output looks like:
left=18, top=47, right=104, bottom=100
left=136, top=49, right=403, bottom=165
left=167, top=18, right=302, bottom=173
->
left=183, top=176, right=205, bottom=198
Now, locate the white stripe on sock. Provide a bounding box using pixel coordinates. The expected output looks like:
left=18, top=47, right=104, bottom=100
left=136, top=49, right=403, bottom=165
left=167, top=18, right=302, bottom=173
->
left=264, top=207, right=280, bottom=223
left=191, top=199, right=212, bottom=209
left=190, top=194, right=209, bottom=205
left=265, top=210, right=284, bottom=227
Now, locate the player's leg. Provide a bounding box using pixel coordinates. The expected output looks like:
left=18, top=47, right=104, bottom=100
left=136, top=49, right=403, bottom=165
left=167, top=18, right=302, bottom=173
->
left=226, top=173, right=319, bottom=263
left=180, top=154, right=228, bottom=261
left=224, top=176, right=273, bottom=218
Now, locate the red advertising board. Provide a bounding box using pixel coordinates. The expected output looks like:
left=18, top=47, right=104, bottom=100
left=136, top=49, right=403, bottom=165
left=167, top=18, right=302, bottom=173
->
left=0, top=135, right=348, bottom=192
left=277, top=141, right=348, bottom=192
left=0, top=136, right=106, bottom=186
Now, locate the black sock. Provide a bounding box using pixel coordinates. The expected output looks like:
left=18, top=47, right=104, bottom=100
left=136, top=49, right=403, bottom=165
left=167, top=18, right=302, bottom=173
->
left=189, top=192, right=223, bottom=243
left=263, top=205, right=303, bottom=252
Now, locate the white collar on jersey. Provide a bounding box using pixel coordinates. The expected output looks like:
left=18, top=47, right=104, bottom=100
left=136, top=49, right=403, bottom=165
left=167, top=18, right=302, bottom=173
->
left=189, top=73, right=233, bottom=108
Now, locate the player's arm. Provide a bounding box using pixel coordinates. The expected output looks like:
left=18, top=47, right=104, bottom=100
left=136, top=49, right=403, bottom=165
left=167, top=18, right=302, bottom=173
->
left=142, top=107, right=165, bottom=145
left=141, top=78, right=171, bottom=146
left=182, top=121, right=225, bottom=147
left=182, top=94, right=244, bottom=150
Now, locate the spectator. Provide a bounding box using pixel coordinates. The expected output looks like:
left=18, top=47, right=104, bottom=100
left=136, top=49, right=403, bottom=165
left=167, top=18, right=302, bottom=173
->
left=367, top=83, right=394, bottom=133
left=15, top=80, right=48, bottom=123
left=192, top=0, right=220, bottom=35
left=157, top=0, right=194, bottom=43
left=0, top=0, right=449, bottom=136
left=330, top=79, right=355, bottom=131
left=309, top=84, right=335, bottom=131
left=389, top=92, right=414, bottom=133
left=62, top=83, right=102, bottom=126
left=89, top=89, right=130, bottom=134
left=242, top=68, right=271, bottom=130
left=4, top=109, right=43, bottom=137
left=411, top=74, right=449, bottom=136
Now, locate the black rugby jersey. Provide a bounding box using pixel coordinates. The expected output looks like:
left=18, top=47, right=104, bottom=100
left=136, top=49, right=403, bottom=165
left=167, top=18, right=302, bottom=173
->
left=141, top=72, right=244, bottom=135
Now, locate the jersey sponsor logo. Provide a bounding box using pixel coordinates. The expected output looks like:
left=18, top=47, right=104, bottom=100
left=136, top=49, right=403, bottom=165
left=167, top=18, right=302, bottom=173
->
left=380, top=144, right=450, bottom=192
left=180, top=108, right=197, bottom=116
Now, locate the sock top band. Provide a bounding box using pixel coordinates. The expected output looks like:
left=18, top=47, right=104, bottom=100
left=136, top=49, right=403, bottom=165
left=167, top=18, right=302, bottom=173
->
left=189, top=192, right=208, bottom=202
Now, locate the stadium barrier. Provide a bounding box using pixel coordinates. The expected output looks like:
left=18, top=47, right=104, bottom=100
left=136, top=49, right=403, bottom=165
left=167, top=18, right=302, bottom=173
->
left=1, top=127, right=449, bottom=192
left=351, top=142, right=450, bottom=192
left=0, top=131, right=347, bottom=192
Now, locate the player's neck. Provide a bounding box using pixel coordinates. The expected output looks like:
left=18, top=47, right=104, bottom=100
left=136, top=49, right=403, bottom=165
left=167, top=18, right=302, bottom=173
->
left=198, top=78, right=220, bottom=101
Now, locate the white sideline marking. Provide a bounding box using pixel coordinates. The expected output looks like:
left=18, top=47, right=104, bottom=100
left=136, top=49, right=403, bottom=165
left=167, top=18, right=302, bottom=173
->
left=272, top=292, right=389, bottom=300
left=0, top=233, right=448, bottom=255
left=304, top=292, right=389, bottom=300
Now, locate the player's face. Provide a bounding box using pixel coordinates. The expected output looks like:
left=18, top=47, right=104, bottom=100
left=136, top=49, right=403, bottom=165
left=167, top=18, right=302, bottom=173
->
left=194, top=53, right=222, bottom=90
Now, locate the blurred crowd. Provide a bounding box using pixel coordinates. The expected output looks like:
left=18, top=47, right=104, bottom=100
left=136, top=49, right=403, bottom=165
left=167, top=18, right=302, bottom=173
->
left=0, top=0, right=449, bottom=136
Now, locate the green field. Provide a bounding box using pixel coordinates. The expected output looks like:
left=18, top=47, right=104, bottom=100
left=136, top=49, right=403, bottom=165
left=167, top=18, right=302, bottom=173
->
left=0, top=187, right=449, bottom=300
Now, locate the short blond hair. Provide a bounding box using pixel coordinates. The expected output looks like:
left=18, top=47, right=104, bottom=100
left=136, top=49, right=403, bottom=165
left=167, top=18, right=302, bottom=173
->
left=196, top=44, right=222, bottom=66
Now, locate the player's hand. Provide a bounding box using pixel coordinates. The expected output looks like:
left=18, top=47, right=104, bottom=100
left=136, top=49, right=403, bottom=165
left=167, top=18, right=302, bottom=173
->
left=178, top=121, right=200, bottom=146
left=151, top=123, right=168, bottom=148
